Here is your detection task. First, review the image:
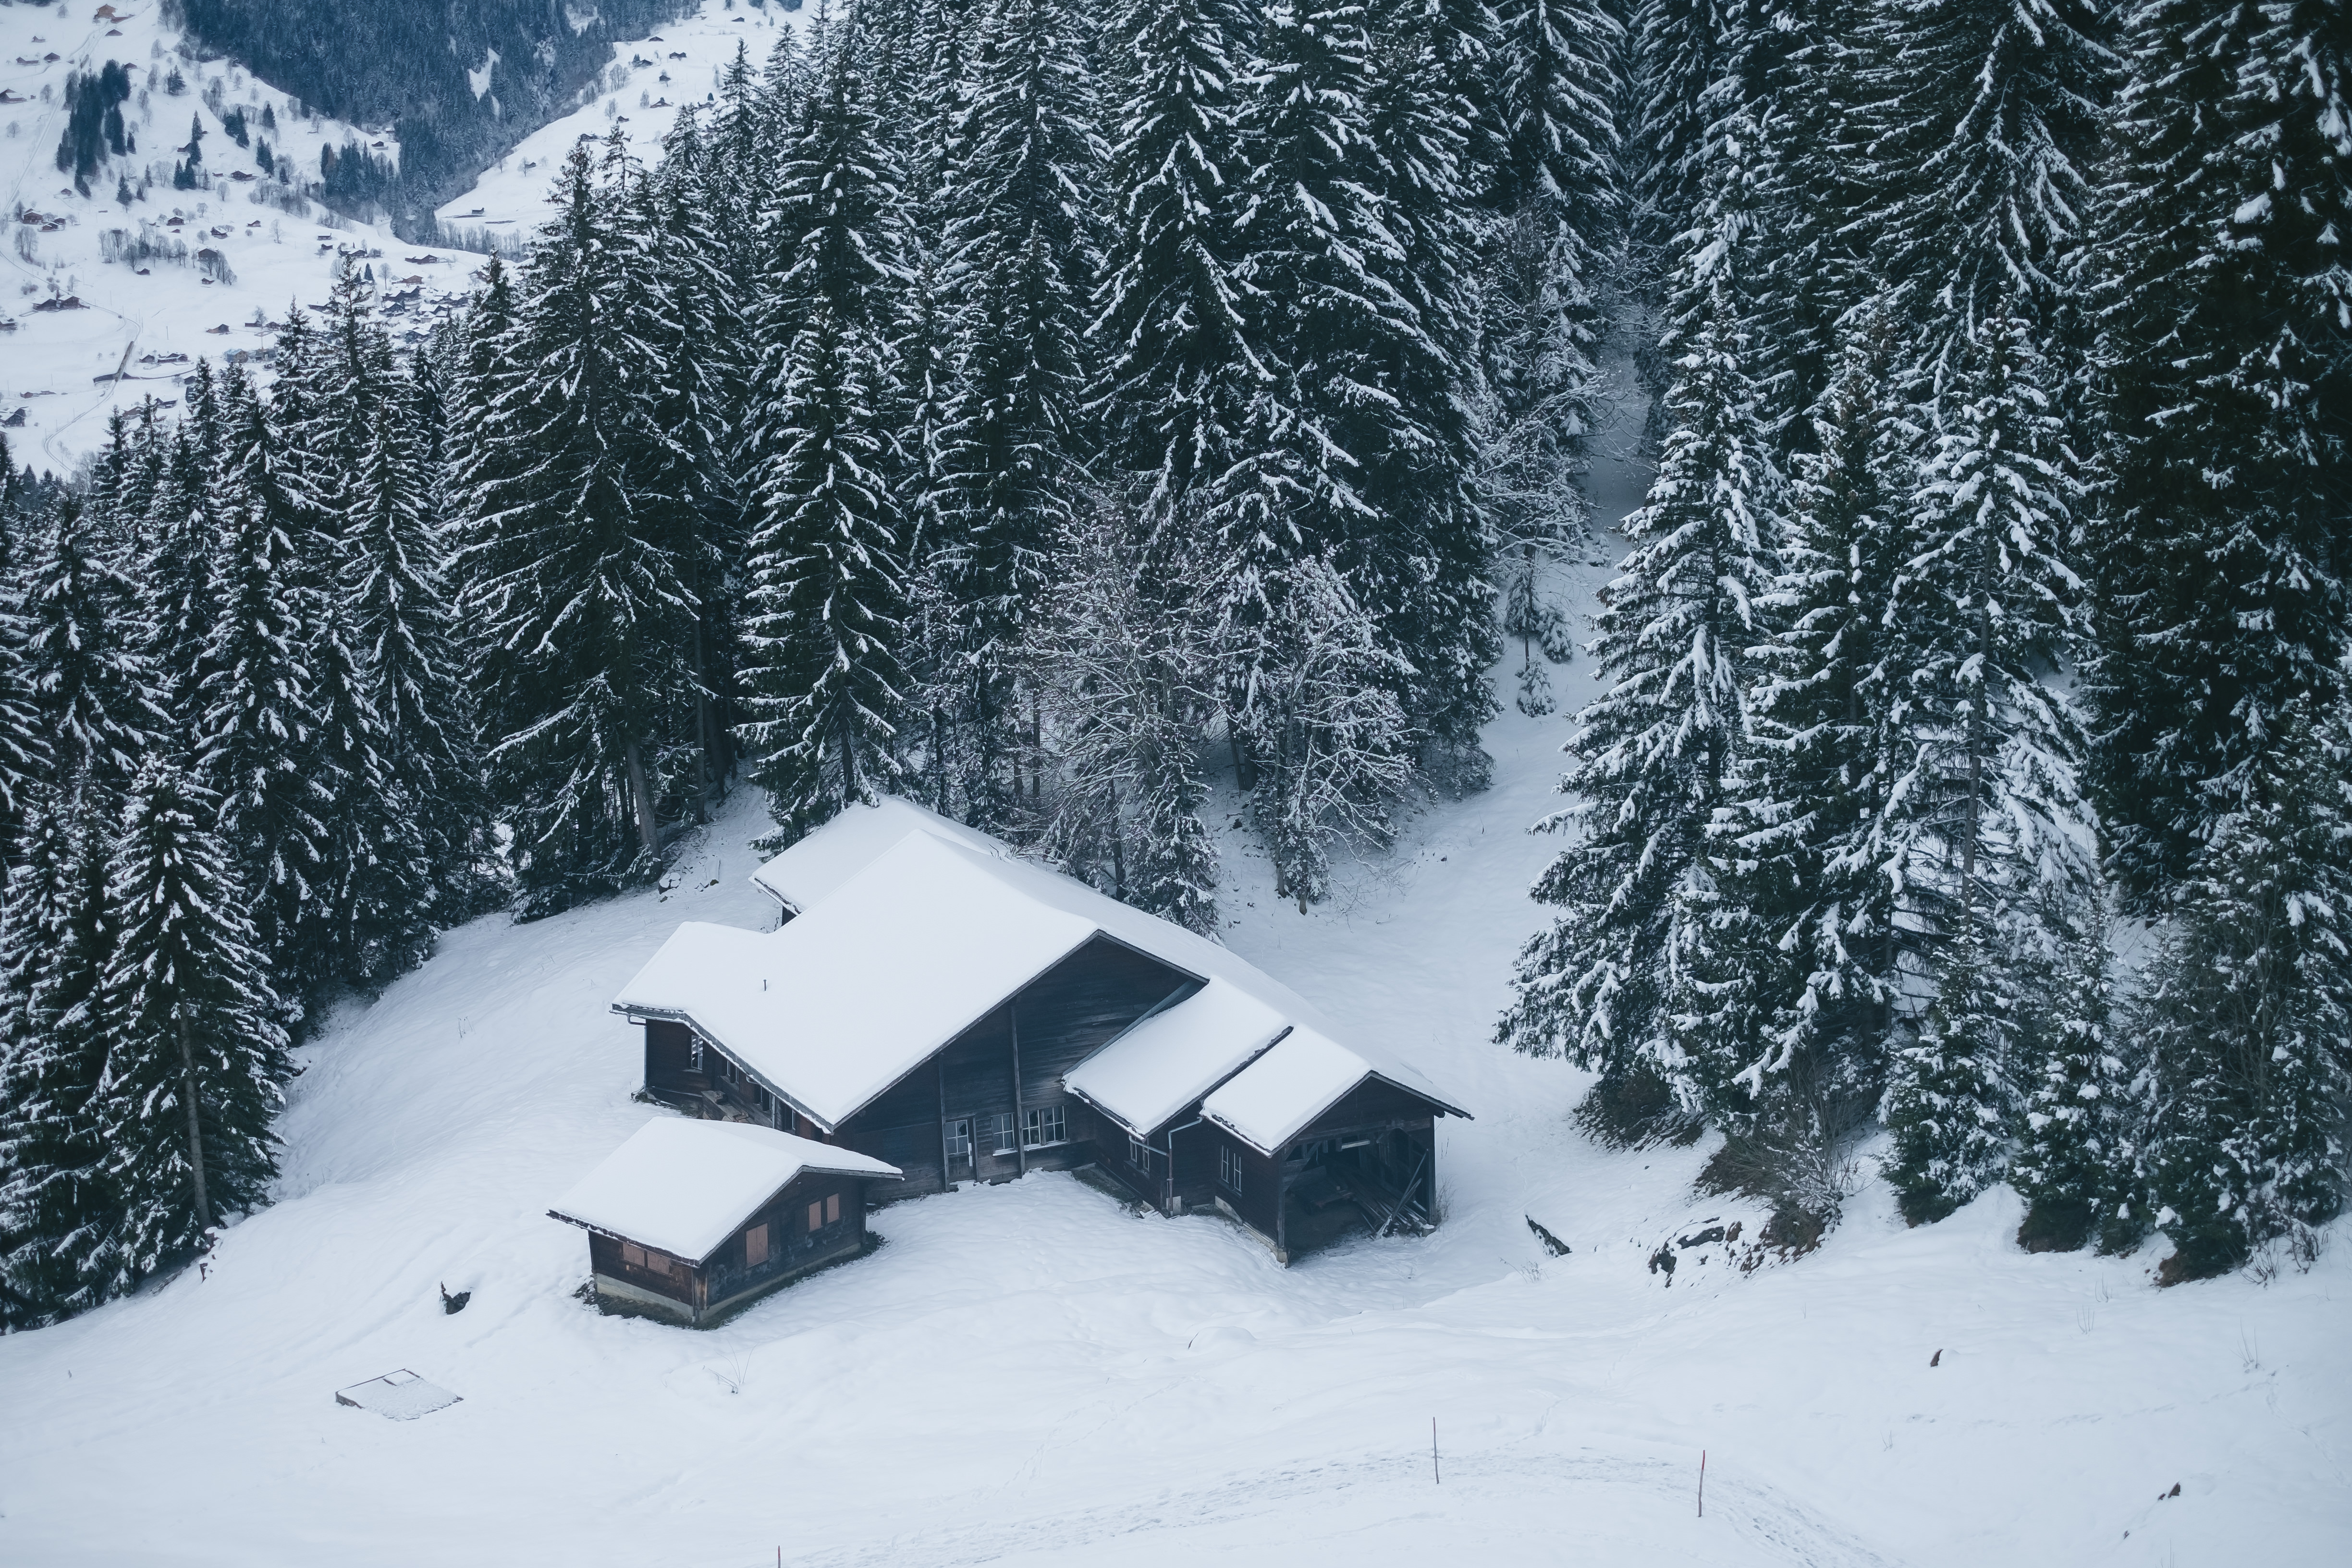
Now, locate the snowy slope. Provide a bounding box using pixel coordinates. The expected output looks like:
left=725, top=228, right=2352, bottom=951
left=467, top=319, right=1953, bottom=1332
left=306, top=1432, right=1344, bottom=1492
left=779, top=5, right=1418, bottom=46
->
left=436, top=0, right=805, bottom=244
left=0, top=336, right=2346, bottom=1567
left=0, top=3, right=477, bottom=471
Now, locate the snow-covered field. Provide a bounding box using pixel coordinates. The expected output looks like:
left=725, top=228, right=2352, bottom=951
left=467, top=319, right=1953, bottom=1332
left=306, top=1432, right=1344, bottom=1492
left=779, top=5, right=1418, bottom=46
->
left=436, top=0, right=805, bottom=243
left=0, top=3, right=474, bottom=471
left=2, top=345, right=2347, bottom=1568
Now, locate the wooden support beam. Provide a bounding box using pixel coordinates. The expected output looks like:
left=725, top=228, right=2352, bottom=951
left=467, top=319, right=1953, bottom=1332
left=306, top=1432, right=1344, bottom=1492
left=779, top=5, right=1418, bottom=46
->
left=1008, top=1000, right=1027, bottom=1176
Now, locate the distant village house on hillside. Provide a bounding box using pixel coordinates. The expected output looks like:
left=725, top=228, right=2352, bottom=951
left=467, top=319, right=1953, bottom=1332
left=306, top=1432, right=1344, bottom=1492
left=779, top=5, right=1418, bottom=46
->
left=557, top=798, right=1466, bottom=1322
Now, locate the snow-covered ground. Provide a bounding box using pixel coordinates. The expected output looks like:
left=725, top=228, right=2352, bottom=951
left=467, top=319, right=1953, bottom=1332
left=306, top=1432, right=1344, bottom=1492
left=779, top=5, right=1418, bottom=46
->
left=0, top=3, right=475, bottom=471
left=2, top=342, right=2347, bottom=1567
left=436, top=0, right=805, bottom=243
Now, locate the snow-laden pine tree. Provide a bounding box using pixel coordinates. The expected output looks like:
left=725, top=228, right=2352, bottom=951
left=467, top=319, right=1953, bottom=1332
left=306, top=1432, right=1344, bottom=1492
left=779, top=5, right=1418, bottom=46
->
left=2087, top=0, right=2352, bottom=902
left=0, top=797, right=114, bottom=1327
left=1855, top=0, right=2112, bottom=357
left=1091, top=0, right=1260, bottom=517
left=199, top=396, right=329, bottom=994
left=21, top=499, right=161, bottom=802
left=938, top=0, right=1108, bottom=828
left=1360, top=0, right=1503, bottom=773
left=343, top=400, right=480, bottom=905
left=309, top=586, right=432, bottom=990
left=1479, top=0, right=1619, bottom=550
left=1693, top=316, right=1912, bottom=1131
left=457, top=142, right=698, bottom=911
left=1499, top=296, right=1780, bottom=1094
left=739, top=306, right=910, bottom=843
left=2137, top=697, right=2351, bottom=1281
left=1876, top=311, right=2095, bottom=1222
left=88, top=762, right=285, bottom=1297
left=1218, top=0, right=1433, bottom=843
left=1626, top=0, right=1747, bottom=281
left=1031, top=499, right=1220, bottom=932
left=138, top=427, right=222, bottom=755
left=0, top=460, right=49, bottom=836
left=2009, top=897, right=2138, bottom=1252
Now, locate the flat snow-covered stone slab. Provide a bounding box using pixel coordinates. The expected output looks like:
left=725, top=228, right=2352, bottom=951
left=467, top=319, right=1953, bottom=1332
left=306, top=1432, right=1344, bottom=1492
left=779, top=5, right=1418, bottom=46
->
left=333, top=1370, right=461, bottom=1421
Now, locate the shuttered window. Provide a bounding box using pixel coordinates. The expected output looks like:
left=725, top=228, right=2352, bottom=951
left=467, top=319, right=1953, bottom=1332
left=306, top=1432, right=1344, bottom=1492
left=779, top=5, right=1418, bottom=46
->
left=745, top=1224, right=769, bottom=1267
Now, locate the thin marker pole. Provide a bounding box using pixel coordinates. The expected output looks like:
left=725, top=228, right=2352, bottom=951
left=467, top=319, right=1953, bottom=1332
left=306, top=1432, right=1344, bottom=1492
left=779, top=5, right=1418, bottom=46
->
left=1698, top=1449, right=1706, bottom=1517
left=1432, top=1417, right=1440, bottom=1484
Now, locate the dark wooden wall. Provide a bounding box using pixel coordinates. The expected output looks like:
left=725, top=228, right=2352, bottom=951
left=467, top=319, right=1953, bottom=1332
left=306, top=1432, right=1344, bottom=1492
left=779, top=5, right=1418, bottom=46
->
left=588, top=1230, right=697, bottom=1306
left=833, top=935, right=1191, bottom=1195
left=699, top=1170, right=872, bottom=1314
left=643, top=1018, right=708, bottom=1097
left=1299, top=1078, right=1440, bottom=1139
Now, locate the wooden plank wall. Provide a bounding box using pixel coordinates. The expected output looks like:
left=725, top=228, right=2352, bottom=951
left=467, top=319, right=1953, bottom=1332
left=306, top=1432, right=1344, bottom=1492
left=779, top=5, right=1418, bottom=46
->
left=835, top=936, right=1190, bottom=1195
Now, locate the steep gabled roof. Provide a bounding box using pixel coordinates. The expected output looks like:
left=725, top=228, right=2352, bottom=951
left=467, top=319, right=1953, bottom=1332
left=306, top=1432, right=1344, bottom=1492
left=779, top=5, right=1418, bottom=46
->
left=749, top=795, right=1008, bottom=913
left=548, top=1118, right=900, bottom=1264
left=612, top=797, right=1466, bottom=1144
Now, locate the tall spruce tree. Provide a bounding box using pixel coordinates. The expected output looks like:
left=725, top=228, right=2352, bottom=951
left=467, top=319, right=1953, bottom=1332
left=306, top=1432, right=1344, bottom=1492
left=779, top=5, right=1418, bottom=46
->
left=458, top=142, right=698, bottom=912
left=739, top=307, right=910, bottom=841
left=1875, top=311, right=2095, bottom=1221
left=0, top=798, right=115, bottom=1327
left=200, top=402, right=330, bottom=996
left=344, top=401, right=480, bottom=903
left=22, top=500, right=160, bottom=801
left=1499, top=297, right=1780, bottom=1088
left=1855, top=0, right=2112, bottom=355
left=2087, top=0, right=2352, bottom=901
left=939, top=0, right=1108, bottom=826
left=2138, top=698, right=2351, bottom=1281
left=88, top=762, right=286, bottom=1296
left=1092, top=0, right=1260, bottom=517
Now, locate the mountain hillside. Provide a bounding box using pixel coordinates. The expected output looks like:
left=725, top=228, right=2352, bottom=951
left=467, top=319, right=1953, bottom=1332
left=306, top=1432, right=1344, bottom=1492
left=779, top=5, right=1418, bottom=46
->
left=1, top=0, right=472, bottom=470
left=0, top=346, right=2340, bottom=1568
left=175, top=0, right=700, bottom=235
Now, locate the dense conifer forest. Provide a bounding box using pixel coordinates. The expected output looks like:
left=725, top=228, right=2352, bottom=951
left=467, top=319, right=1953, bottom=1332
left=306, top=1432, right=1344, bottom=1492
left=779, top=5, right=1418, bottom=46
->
left=1, top=0, right=2346, bottom=1330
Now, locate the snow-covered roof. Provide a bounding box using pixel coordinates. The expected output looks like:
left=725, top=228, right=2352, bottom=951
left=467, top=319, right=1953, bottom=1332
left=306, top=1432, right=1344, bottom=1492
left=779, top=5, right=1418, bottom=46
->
left=548, top=1118, right=899, bottom=1264
left=615, top=795, right=1467, bottom=1142
left=615, top=833, right=1106, bottom=1129
left=1066, top=979, right=1291, bottom=1138
left=1202, top=1027, right=1472, bottom=1157
left=750, top=796, right=1009, bottom=913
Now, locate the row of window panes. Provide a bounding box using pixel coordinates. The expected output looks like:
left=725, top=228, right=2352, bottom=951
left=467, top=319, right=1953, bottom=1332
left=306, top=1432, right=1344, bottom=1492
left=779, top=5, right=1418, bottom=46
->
left=943, top=1105, right=1071, bottom=1160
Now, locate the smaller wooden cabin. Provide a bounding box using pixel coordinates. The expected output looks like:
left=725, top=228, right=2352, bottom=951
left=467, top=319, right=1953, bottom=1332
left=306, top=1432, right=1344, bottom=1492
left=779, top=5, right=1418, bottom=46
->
left=1066, top=980, right=1467, bottom=1263
left=548, top=1119, right=900, bottom=1327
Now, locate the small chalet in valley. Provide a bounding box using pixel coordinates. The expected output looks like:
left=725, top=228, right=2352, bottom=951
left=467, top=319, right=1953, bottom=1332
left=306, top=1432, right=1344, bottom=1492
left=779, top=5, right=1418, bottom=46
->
left=549, top=1118, right=900, bottom=1326
left=581, top=796, right=1466, bottom=1291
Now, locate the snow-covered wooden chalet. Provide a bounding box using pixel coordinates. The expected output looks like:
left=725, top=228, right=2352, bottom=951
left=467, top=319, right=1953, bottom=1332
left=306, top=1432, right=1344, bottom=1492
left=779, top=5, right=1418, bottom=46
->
left=609, top=797, right=1469, bottom=1266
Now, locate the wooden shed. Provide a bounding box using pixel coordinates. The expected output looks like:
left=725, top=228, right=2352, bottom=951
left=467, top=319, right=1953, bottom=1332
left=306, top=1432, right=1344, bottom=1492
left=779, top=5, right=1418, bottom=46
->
left=548, top=1119, right=900, bottom=1327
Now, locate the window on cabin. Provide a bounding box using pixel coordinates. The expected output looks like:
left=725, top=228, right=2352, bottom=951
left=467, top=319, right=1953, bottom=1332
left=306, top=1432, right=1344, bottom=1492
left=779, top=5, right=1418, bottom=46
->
left=745, top=1223, right=769, bottom=1267
left=826, top=1192, right=841, bottom=1224
left=621, top=1241, right=645, bottom=1268
left=990, top=1111, right=1017, bottom=1154
left=945, top=1119, right=972, bottom=1162
left=1219, top=1143, right=1243, bottom=1193
left=1024, top=1104, right=1067, bottom=1148
left=1128, top=1136, right=1150, bottom=1169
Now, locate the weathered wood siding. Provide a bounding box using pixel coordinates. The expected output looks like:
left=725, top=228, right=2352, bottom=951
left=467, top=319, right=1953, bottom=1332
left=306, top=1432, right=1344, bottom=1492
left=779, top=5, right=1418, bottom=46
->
left=699, top=1171, right=873, bottom=1320
left=833, top=935, right=1191, bottom=1194
left=1296, top=1078, right=1440, bottom=1140
left=643, top=1018, right=708, bottom=1096
left=589, top=1231, right=697, bottom=1306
